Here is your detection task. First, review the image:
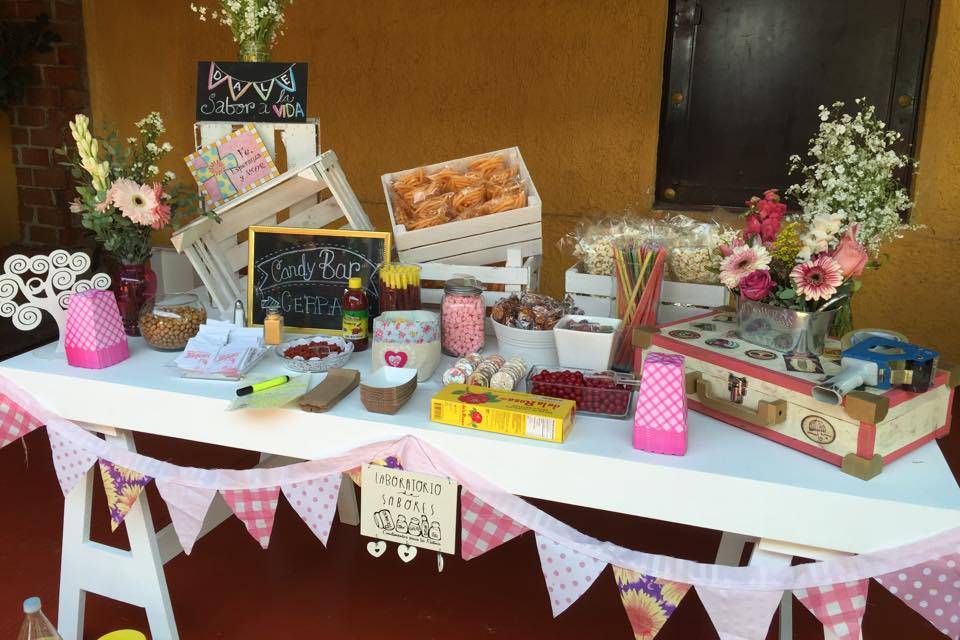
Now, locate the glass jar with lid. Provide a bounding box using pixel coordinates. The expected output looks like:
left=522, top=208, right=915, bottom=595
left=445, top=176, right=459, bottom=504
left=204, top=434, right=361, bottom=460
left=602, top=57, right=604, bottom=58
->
left=441, top=277, right=485, bottom=356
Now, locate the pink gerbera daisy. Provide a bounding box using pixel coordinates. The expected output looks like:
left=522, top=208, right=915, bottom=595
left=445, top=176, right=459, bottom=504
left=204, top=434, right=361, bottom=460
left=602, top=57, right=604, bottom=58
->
left=109, top=178, right=158, bottom=227
left=719, top=244, right=771, bottom=289
left=790, top=255, right=844, bottom=302
left=149, top=183, right=171, bottom=230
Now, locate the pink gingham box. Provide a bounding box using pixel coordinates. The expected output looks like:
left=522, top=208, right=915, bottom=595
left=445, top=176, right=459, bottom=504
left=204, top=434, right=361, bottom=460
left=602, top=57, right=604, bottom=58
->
left=64, top=290, right=129, bottom=369
left=633, top=352, right=688, bottom=455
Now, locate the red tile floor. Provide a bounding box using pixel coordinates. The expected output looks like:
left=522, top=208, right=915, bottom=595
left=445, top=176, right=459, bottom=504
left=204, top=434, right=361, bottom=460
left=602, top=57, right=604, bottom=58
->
left=1, top=413, right=956, bottom=638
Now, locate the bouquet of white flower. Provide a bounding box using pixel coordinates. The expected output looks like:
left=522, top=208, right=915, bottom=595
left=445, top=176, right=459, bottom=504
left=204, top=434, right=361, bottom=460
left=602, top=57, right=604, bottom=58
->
left=787, top=99, right=916, bottom=254
left=191, top=0, right=292, bottom=62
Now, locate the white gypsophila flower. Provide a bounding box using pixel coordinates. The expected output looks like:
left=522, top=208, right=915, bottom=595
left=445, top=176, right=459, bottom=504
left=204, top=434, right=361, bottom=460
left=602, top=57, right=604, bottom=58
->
left=146, top=142, right=158, bottom=153
left=787, top=99, right=917, bottom=253
left=148, top=165, right=159, bottom=176
left=164, top=170, right=176, bottom=181
left=161, top=142, right=172, bottom=152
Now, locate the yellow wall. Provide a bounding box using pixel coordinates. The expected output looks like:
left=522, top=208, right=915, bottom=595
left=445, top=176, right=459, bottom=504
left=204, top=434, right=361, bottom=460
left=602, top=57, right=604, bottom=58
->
left=0, top=112, right=19, bottom=245
left=83, top=0, right=960, bottom=359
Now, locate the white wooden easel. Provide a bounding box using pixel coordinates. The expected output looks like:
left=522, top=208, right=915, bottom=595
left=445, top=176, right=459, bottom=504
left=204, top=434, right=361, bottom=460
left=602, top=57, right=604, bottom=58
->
left=56, top=426, right=360, bottom=640
left=715, top=532, right=861, bottom=640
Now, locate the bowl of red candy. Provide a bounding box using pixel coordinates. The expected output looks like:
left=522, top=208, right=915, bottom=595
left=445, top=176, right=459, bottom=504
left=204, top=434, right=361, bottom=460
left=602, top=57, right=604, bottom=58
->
left=276, top=336, right=354, bottom=373
left=526, top=366, right=635, bottom=419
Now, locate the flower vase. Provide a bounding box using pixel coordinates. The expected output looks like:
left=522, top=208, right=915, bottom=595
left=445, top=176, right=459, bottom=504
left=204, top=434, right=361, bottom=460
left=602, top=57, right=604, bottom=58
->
left=239, top=41, right=271, bottom=62
left=116, top=263, right=157, bottom=337
left=736, top=297, right=837, bottom=355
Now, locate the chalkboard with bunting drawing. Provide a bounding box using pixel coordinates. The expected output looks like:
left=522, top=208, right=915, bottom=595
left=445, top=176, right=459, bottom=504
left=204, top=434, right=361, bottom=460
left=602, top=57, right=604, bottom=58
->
left=197, top=61, right=307, bottom=123
left=246, top=227, right=392, bottom=334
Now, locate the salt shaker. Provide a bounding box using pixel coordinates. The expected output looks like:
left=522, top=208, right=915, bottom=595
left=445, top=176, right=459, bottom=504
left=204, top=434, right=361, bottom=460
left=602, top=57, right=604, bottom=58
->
left=441, top=277, right=485, bottom=356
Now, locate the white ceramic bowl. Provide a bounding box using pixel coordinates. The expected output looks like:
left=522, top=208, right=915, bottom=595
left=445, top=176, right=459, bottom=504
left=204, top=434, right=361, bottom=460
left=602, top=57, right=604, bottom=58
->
left=491, top=318, right=558, bottom=366
left=553, top=315, right=622, bottom=371
left=276, top=336, right=354, bottom=373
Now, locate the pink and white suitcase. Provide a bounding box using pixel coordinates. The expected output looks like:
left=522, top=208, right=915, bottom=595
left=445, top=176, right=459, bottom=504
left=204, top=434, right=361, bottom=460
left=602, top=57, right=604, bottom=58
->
left=633, top=310, right=958, bottom=479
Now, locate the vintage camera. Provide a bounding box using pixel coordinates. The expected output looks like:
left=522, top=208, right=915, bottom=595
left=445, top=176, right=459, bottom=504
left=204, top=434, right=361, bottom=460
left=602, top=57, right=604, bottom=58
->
left=812, top=336, right=938, bottom=405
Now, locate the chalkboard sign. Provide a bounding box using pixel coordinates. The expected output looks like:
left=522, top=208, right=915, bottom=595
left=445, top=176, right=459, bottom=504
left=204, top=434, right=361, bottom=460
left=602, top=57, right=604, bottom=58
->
left=246, top=227, right=392, bottom=334
left=197, top=61, right=308, bottom=123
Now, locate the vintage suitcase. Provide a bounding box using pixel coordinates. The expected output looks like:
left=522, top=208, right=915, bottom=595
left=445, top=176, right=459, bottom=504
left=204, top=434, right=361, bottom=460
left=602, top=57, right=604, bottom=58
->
left=634, top=310, right=959, bottom=479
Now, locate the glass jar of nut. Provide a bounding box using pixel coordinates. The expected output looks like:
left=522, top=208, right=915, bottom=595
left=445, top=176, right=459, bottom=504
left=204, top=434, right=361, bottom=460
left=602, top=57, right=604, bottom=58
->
left=138, top=293, right=207, bottom=351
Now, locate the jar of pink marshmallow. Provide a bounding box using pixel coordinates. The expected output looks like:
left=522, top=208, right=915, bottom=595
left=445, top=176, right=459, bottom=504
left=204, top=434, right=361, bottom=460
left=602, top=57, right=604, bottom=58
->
left=441, top=277, right=485, bottom=356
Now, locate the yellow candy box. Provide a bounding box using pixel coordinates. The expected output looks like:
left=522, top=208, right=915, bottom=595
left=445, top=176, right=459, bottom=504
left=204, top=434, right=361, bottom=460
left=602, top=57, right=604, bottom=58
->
left=430, top=384, right=576, bottom=443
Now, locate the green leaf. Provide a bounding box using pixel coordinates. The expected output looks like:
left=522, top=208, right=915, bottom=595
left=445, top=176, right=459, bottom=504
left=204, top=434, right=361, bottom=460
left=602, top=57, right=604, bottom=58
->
left=777, top=288, right=796, bottom=300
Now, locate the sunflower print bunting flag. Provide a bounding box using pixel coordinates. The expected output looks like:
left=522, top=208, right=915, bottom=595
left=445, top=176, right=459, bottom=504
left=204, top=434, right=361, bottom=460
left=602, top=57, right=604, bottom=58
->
left=613, top=566, right=691, bottom=640
left=99, top=459, right=153, bottom=531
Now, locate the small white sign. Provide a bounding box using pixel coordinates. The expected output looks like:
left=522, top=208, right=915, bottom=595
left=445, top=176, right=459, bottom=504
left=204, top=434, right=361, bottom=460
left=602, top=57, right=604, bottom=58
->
left=360, top=464, right=458, bottom=554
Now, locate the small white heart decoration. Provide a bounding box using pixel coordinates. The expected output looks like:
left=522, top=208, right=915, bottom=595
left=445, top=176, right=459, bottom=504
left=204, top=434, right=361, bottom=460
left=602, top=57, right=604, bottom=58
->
left=366, top=540, right=387, bottom=558
left=437, top=552, right=445, bottom=573
left=398, top=544, right=418, bottom=563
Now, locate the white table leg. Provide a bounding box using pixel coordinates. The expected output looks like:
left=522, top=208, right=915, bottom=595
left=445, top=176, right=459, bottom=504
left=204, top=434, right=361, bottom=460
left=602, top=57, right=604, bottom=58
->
left=337, top=472, right=360, bottom=526
left=748, top=541, right=792, bottom=640
left=715, top=531, right=752, bottom=566
left=57, top=428, right=179, bottom=640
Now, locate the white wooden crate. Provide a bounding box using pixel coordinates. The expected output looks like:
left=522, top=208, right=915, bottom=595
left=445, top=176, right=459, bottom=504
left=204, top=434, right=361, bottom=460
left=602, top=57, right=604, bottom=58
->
left=195, top=119, right=320, bottom=173
left=170, top=150, right=373, bottom=314
left=419, top=247, right=541, bottom=334
left=564, top=264, right=729, bottom=324
left=381, top=147, right=542, bottom=265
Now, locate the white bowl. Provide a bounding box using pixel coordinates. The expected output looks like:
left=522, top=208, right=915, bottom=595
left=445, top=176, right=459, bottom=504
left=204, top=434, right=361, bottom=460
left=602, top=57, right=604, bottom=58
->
left=553, top=315, right=622, bottom=371
left=276, top=336, right=354, bottom=373
left=491, top=318, right=558, bottom=366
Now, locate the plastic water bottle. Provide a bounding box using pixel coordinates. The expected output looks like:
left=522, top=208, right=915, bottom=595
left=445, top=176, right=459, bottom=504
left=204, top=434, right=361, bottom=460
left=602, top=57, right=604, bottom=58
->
left=17, top=597, right=62, bottom=640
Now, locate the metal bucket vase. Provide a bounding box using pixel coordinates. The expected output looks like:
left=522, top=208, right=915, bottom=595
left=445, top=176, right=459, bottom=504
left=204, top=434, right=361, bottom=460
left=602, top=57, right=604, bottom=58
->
left=736, top=297, right=837, bottom=355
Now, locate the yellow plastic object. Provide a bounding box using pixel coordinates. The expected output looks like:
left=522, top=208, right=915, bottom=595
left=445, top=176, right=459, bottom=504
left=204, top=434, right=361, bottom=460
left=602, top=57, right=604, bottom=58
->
left=96, top=631, right=147, bottom=640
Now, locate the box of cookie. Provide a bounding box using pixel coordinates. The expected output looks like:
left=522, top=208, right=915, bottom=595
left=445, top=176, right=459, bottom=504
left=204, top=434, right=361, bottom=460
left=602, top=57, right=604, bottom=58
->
left=381, top=147, right=542, bottom=265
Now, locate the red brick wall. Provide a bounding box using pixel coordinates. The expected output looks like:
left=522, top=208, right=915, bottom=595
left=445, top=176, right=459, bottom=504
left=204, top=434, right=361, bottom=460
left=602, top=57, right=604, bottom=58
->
left=4, top=0, right=89, bottom=246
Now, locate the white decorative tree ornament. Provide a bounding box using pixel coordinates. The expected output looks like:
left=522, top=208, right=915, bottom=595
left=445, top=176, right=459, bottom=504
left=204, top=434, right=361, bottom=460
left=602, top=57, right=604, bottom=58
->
left=0, top=250, right=112, bottom=353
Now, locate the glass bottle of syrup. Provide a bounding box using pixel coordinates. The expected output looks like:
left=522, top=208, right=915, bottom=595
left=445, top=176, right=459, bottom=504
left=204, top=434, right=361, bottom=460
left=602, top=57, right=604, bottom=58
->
left=342, top=277, right=369, bottom=352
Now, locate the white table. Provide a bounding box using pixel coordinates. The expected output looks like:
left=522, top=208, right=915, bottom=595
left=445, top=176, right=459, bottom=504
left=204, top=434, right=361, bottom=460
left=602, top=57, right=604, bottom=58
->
left=3, top=339, right=959, bottom=640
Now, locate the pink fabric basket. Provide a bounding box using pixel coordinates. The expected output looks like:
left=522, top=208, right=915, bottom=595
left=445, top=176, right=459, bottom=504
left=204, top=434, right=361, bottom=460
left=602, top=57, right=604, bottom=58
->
left=633, top=352, right=688, bottom=456
left=64, top=290, right=129, bottom=369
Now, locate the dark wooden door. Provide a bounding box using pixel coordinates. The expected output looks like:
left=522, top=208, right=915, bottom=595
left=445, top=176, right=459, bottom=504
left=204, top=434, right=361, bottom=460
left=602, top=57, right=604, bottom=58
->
left=656, top=0, right=933, bottom=209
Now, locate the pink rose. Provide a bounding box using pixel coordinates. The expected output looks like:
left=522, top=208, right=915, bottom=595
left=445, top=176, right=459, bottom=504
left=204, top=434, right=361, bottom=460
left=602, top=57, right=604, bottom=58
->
left=738, top=269, right=775, bottom=301
left=830, top=226, right=868, bottom=278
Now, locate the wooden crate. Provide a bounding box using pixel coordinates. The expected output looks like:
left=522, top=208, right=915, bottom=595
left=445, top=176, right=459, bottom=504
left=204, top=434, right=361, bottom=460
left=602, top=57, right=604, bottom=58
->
left=564, top=263, right=729, bottom=323
left=419, top=247, right=541, bottom=334
left=381, top=147, right=542, bottom=265
left=170, top=150, right=373, bottom=314
left=195, top=119, right=320, bottom=173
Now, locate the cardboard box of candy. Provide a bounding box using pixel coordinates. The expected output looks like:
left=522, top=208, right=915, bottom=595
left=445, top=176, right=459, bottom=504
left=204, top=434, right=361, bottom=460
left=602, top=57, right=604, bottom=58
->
left=430, top=384, right=575, bottom=443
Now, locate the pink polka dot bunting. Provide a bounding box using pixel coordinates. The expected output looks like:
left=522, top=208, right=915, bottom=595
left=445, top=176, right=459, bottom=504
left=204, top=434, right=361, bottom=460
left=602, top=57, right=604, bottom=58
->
left=875, top=553, right=960, bottom=639
left=47, top=423, right=98, bottom=496
left=281, top=473, right=343, bottom=547
left=534, top=532, right=607, bottom=617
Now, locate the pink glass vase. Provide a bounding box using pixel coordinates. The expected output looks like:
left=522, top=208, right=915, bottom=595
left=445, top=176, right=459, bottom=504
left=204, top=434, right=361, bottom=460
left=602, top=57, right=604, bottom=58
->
left=115, top=263, right=157, bottom=337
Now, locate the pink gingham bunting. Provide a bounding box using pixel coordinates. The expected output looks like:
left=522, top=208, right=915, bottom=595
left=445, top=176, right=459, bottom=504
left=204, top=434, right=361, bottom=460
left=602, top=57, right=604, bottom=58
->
left=460, top=490, right=530, bottom=561
left=795, top=580, right=869, bottom=640
left=222, top=487, right=281, bottom=549
left=535, top=532, right=607, bottom=617
left=875, top=553, right=960, bottom=639
left=47, top=422, right=98, bottom=496
left=0, top=393, right=43, bottom=449
left=281, top=474, right=342, bottom=546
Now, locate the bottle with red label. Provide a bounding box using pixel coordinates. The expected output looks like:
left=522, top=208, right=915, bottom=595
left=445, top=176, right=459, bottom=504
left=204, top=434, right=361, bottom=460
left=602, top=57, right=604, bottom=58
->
left=342, top=276, right=369, bottom=352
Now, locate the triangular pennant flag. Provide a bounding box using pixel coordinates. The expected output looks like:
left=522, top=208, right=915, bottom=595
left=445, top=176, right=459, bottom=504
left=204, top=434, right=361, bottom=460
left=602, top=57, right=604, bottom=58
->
left=612, top=566, right=691, bottom=640
left=275, top=66, right=296, bottom=92
left=227, top=78, right=252, bottom=101
left=155, top=479, right=217, bottom=555
left=207, top=62, right=229, bottom=89
left=221, top=486, right=281, bottom=549
left=281, top=474, right=342, bottom=546
left=795, top=580, right=869, bottom=640
left=535, top=532, right=607, bottom=617
left=47, top=423, right=98, bottom=496
left=460, top=490, right=529, bottom=561
left=253, top=79, right=275, bottom=101
left=876, top=554, right=960, bottom=639
left=98, top=459, right=152, bottom=531
left=696, top=585, right=784, bottom=640
left=0, top=393, right=43, bottom=449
